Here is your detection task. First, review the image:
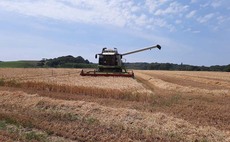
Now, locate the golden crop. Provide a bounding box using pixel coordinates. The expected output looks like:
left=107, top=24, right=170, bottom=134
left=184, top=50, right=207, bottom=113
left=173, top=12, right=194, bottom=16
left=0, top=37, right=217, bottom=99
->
left=0, top=68, right=153, bottom=101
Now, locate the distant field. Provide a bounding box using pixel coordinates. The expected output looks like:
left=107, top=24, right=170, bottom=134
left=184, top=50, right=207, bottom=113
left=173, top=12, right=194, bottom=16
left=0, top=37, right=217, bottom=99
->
left=0, top=61, right=38, bottom=68
left=0, top=69, right=230, bottom=141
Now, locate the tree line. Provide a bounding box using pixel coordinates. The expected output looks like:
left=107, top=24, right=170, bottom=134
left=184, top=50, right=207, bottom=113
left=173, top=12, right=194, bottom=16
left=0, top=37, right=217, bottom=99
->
left=37, top=55, right=96, bottom=68
left=36, top=55, right=230, bottom=72
left=125, top=62, right=230, bottom=72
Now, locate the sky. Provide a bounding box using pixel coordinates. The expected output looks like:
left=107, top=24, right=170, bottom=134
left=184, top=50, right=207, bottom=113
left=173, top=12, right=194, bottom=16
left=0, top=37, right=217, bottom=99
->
left=0, top=0, right=229, bottom=66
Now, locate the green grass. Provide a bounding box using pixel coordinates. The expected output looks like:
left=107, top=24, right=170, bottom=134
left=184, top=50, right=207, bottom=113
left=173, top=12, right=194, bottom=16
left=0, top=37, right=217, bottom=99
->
left=0, top=120, right=7, bottom=130
left=0, top=61, right=39, bottom=68
left=24, top=131, right=48, bottom=142
left=0, top=78, right=5, bottom=86
left=85, top=117, right=99, bottom=124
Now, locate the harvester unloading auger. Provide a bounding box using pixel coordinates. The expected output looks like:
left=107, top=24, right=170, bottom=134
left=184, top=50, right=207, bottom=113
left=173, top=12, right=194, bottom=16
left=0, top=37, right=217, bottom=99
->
left=80, top=44, right=161, bottom=77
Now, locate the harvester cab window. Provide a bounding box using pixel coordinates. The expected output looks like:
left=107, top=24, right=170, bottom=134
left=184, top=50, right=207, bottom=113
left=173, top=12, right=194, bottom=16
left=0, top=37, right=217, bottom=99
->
left=99, top=55, right=117, bottom=66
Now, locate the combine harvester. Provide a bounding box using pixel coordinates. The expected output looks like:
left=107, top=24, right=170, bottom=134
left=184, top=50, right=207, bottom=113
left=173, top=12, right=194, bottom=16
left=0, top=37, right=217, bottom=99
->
left=80, top=44, right=161, bottom=78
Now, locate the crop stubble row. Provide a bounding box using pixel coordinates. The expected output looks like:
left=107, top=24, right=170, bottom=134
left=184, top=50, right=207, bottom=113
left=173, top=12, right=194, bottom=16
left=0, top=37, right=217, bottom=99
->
left=0, top=68, right=153, bottom=102
left=0, top=91, right=229, bottom=142
left=135, top=70, right=230, bottom=96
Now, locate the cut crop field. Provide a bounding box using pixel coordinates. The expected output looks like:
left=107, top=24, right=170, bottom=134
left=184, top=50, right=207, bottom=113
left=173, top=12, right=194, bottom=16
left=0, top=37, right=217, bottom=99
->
left=0, top=69, right=229, bottom=142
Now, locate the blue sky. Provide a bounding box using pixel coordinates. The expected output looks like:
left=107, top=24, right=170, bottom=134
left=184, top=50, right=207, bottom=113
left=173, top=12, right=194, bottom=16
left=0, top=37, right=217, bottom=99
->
left=0, top=0, right=229, bottom=66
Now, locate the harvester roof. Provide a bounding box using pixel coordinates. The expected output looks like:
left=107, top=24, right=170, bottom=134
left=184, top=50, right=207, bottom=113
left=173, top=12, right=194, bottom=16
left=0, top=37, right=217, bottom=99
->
left=102, top=48, right=118, bottom=55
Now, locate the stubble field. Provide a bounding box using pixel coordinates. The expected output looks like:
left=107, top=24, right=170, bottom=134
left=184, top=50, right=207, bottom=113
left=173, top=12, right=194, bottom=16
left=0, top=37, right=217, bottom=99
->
left=0, top=68, right=229, bottom=142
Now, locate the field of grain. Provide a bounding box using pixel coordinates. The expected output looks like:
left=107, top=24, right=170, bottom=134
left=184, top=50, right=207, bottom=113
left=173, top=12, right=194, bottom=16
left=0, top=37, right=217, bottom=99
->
left=0, top=68, right=230, bottom=141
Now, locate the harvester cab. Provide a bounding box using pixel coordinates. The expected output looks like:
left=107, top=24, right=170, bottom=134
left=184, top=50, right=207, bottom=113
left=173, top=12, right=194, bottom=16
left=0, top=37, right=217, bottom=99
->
left=96, top=48, right=123, bottom=73
left=80, top=44, right=161, bottom=77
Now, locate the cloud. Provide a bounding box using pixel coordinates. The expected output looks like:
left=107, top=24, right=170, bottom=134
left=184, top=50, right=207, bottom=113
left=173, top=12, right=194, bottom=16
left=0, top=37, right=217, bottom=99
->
left=0, top=0, right=228, bottom=34
left=190, top=0, right=197, bottom=4
left=0, top=0, right=177, bottom=32
left=154, top=2, right=189, bottom=16
left=175, top=20, right=182, bottom=24
left=197, top=13, right=215, bottom=23
left=145, top=0, right=168, bottom=13
left=211, top=0, right=222, bottom=8
left=199, top=0, right=223, bottom=9
left=200, top=2, right=210, bottom=8
left=186, top=10, right=196, bottom=18
left=151, top=18, right=175, bottom=32
left=192, top=30, right=200, bottom=34
left=184, top=28, right=200, bottom=34
left=134, top=14, right=148, bottom=26
left=217, top=16, right=226, bottom=24
left=0, top=1, right=136, bottom=28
